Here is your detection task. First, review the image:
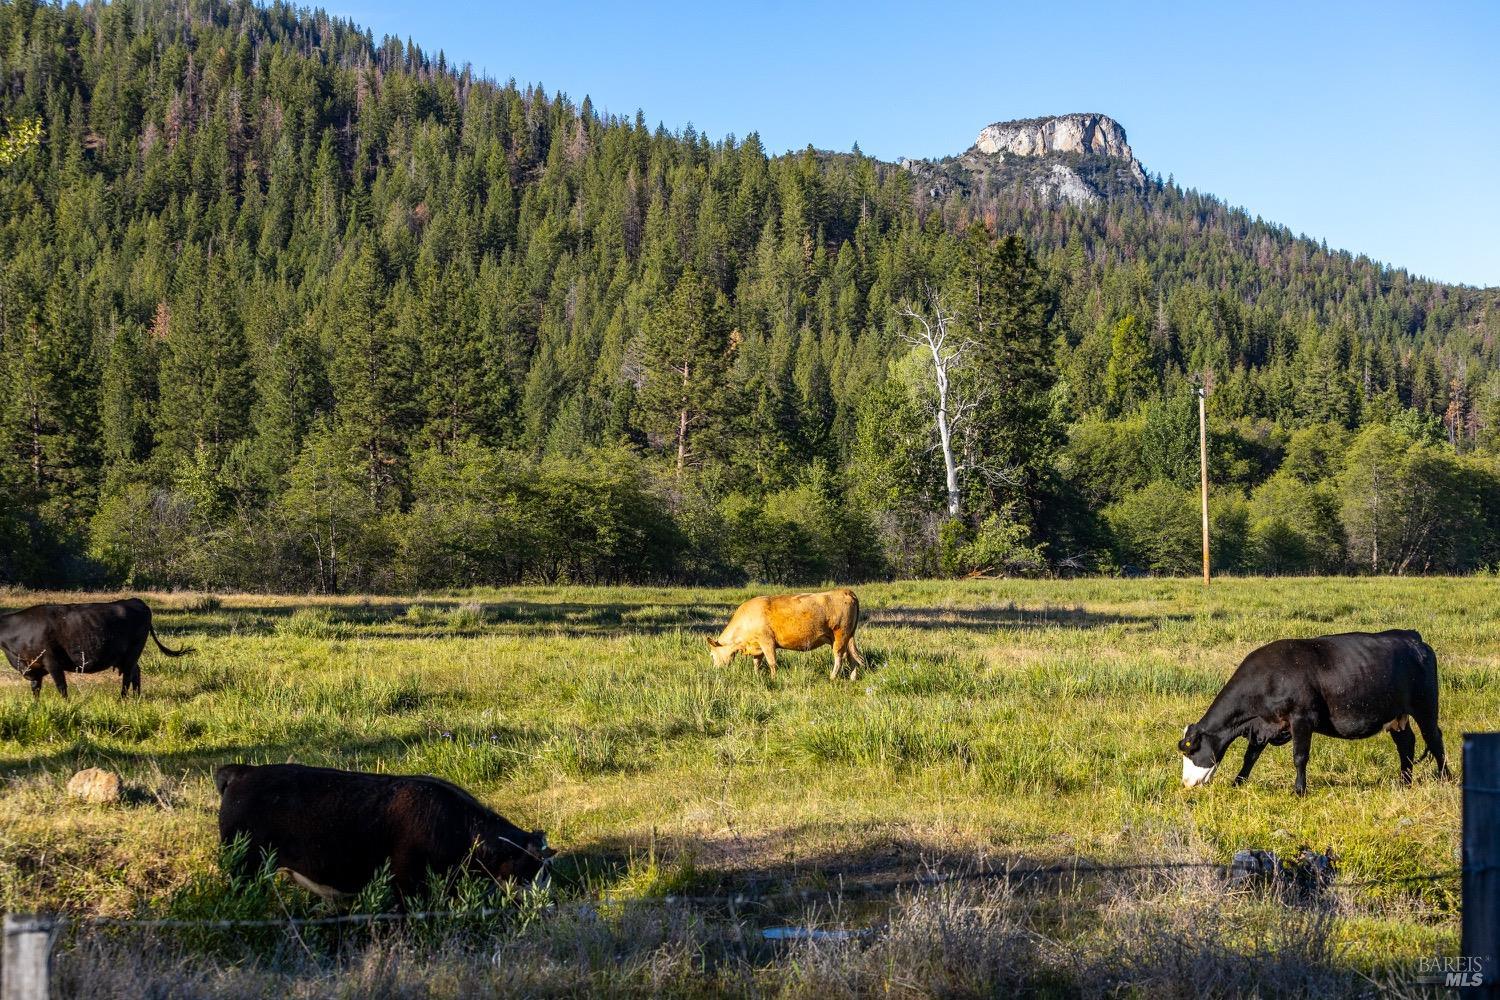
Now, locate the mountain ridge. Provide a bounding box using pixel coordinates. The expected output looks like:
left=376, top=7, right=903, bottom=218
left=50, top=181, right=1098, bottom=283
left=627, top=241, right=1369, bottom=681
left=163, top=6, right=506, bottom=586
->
left=1, top=0, right=1499, bottom=589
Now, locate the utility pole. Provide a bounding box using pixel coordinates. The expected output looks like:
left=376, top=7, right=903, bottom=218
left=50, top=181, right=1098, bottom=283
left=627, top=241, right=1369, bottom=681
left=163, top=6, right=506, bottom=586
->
left=1197, top=381, right=1210, bottom=585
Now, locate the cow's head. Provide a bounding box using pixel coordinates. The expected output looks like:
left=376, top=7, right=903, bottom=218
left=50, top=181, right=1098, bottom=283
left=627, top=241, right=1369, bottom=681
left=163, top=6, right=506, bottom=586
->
left=473, top=828, right=556, bottom=885
left=1177, top=724, right=1220, bottom=787
left=705, top=637, right=736, bottom=670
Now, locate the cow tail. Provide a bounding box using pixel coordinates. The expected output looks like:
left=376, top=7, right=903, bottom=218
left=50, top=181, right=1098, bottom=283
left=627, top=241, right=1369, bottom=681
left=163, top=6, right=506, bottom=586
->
left=213, top=765, right=241, bottom=795
left=149, top=624, right=194, bottom=658
left=1422, top=639, right=1439, bottom=678
left=1415, top=636, right=1440, bottom=765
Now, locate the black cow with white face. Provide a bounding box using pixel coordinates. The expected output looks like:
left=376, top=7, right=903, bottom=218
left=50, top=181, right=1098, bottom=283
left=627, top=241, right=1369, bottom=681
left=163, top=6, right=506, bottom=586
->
left=1178, top=630, right=1448, bottom=796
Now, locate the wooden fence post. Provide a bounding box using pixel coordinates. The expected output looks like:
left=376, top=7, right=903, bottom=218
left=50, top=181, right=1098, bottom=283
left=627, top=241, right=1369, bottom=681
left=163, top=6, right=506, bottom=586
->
left=1, top=914, right=54, bottom=1000
left=1464, top=734, right=1500, bottom=996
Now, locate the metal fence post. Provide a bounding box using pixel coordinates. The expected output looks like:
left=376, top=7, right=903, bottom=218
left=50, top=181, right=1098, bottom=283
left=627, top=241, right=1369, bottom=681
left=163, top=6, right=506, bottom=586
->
left=1, top=913, right=54, bottom=1000
left=1464, top=734, right=1500, bottom=996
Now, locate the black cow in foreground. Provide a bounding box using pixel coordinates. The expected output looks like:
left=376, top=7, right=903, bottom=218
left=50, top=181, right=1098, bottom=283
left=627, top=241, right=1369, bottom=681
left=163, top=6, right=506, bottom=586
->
left=0, top=598, right=192, bottom=698
left=214, top=763, right=554, bottom=905
left=1178, top=630, right=1448, bottom=796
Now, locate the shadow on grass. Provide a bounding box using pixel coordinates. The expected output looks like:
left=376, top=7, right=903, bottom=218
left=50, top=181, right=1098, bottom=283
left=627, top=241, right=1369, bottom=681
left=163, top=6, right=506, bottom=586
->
left=868, top=605, right=1191, bottom=632
left=148, top=601, right=741, bottom=640
left=148, top=600, right=1188, bottom=643
left=0, top=735, right=423, bottom=782
left=551, top=825, right=1200, bottom=909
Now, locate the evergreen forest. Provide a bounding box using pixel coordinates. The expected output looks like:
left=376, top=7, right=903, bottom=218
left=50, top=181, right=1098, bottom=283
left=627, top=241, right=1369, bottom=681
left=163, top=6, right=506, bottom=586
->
left=3, top=0, right=1499, bottom=590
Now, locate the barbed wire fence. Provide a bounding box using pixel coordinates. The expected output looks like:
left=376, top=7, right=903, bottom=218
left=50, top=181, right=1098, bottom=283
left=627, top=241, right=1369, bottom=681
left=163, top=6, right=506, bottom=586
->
left=0, top=853, right=1465, bottom=999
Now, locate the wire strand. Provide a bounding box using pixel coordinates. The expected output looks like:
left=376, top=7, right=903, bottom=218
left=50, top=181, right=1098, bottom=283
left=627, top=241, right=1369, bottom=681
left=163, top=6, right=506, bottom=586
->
left=51, top=859, right=1459, bottom=931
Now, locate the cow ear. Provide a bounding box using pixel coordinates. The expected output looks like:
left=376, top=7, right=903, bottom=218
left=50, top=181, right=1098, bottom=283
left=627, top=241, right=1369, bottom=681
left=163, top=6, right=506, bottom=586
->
left=705, top=637, right=720, bottom=648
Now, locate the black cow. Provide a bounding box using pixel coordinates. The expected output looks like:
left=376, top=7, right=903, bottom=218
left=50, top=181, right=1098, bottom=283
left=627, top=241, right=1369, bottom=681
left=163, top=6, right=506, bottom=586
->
left=1178, top=630, right=1448, bottom=796
left=214, top=763, right=554, bottom=904
left=0, top=598, right=192, bottom=699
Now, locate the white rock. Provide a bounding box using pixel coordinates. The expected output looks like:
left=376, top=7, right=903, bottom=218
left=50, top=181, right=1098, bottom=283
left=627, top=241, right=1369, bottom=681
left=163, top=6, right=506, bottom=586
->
left=973, top=113, right=1146, bottom=184
left=1039, top=163, right=1099, bottom=207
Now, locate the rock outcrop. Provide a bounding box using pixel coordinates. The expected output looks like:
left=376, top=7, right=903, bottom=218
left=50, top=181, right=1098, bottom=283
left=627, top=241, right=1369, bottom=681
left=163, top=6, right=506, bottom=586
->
left=971, top=113, right=1146, bottom=185
left=1038, top=162, right=1100, bottom=207
left=897, top=112, right=1149, bottom=208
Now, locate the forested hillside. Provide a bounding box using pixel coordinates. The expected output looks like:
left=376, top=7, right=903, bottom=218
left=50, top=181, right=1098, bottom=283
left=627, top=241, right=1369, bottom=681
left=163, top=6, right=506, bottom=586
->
left=2, top=0, right=1498, bottom=590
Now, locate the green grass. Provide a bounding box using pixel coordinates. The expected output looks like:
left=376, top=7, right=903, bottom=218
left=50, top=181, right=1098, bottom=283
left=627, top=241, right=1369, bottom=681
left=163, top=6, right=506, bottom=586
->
left=0, top=577, right=1492, bottom=992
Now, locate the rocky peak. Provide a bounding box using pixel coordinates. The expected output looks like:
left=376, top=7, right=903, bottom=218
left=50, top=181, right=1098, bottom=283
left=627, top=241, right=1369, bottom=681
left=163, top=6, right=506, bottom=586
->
left=972, top=113, right=1145, bottom=185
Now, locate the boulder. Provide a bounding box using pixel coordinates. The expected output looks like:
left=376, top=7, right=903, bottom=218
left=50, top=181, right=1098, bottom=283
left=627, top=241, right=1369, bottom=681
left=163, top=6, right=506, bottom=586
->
left=67, top=767, right=122, bottom=805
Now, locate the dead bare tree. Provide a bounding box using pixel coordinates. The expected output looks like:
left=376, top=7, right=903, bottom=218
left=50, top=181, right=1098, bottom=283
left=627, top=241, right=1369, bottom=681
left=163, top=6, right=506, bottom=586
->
left=898, top=288, right=980, bottom=518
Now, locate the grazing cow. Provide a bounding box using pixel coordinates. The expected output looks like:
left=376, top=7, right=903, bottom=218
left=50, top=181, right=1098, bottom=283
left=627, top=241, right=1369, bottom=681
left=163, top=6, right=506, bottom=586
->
left=1178, top=630, right=1448, bottom=796
left=0, top=598, right=192, bottom=699
left=214, top=763, right=554, bottom=904
left=707, top=588, right=866, bottom=680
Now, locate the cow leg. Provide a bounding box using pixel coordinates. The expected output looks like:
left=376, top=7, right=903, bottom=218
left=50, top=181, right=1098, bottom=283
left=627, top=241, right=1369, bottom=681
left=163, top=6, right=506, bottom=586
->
left=389, top=852, right=428, bottom=911
left=831, top=632, right=860, bottom=680
left=119, top=659, right=142, bottom=699
left=762, top=643, right=778, bottom=679
left=23, top=661, right=47, bottom=698
left=39, top=644, right=78, bottom=698
left=846, top=635, right=867, bottom=680
left=1233, top=738, right=1268, bottom=785
left=1290, top=718, right=1314, bottom=796
left=750, top=653, right=765, bottom=676
left=1390, top=725, right=1417, bottom=785
left=222, top=835, right=269, bottom=882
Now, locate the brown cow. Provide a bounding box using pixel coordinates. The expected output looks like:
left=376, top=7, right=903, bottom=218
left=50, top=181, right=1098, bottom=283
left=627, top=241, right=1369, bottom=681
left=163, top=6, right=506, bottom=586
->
left=707, top=589, right=867, bottom=680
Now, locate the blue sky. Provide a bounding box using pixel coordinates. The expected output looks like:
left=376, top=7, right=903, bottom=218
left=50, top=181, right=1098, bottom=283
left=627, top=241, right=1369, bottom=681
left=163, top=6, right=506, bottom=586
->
left=333, top=1, right=1499, bottom=288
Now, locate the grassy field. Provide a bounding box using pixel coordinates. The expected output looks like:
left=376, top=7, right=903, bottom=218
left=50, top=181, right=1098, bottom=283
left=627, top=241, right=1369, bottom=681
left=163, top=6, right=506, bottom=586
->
left=0, top=577, right=1492, bottom=996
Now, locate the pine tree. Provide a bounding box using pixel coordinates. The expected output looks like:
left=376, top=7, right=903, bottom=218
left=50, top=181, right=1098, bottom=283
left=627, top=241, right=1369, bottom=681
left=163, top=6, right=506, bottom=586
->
left=156, top=248, right=253, bottom=471
left=637, top=270, right=734, bottom=476
left=99, top=317, right=158, bottom=474
left=0, top=253, right=101, bottom=525
left=1104, top=313, right=1152, bottom=414
left=960, top=225, right=1060, bottom=519
left=326, top=243, right=412, bottom=504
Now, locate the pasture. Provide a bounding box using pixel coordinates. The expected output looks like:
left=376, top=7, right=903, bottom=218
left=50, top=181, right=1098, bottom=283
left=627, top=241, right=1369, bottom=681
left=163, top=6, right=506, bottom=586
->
left=0, top=577, right=1492, bottom=996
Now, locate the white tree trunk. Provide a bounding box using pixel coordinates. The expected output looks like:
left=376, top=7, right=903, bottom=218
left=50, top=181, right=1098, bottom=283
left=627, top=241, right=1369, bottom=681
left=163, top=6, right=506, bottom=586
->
left=931, top=348, right=961, bottom=518
left=900, top=293, right=967, bottom=519
left=676, top=362, right=691, bottom=478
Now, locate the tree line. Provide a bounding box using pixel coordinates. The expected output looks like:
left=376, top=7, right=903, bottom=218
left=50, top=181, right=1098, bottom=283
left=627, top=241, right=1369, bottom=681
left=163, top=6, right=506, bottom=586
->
left=2, top=0, right=1499, bottom=590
